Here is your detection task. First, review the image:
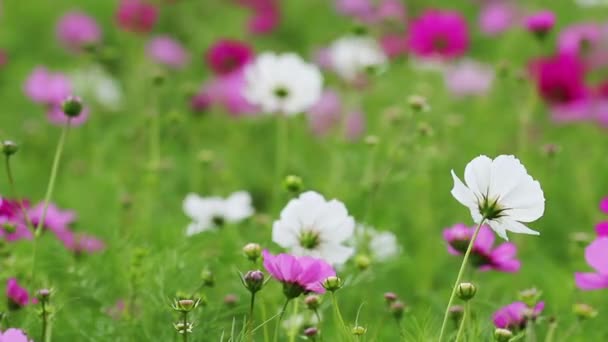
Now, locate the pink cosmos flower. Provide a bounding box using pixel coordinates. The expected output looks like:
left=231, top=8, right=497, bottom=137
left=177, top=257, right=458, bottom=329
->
left=0, top=328, right=33, bottom=342
left=558, top=23, right=608, bottom=69
left=443, top=59, right=494, bottom=97
left=334, top=0, right=375, bottom=22
left=344, top=110, right=365, bottom=141
left=198, top=69, right=258, bottom=116
left=524, top=10, right=556, bottom=37
left=380, top=34, right=408, bottom=59
left=408, top=9, right=469, bottom=60
left=146, top=35, right=189, bottom=69
left=444, top=224, right=521, bottom=272
left=205, top=40, right=254, bottom=76
left=575, top=237, right=608, bottom=290
left=375, top=0, right=406, bottom=24
left=600, top=197, right=608, bottom=214
left=116, top=0, right=158, bottom=33
left=28, top=202, right=76, bottom=235
left=478, top=2, right=520, bottom=36
left=529, top=54, right=588, bottom=106
left=262, top=250, right=335, bottom=297
left=6, top=278, right=37, bottom=309
left=236, top=0, right=280, bottom=35
left=493, top=301, right=545, bottom=330
left=190, top=91, right=212, bottom=113
left=0, top=197, right=33, bottom=242
left=597, top=222, right=608, bottom=236
left=56, top=11, right=101, bottom=52
left=57, top=231, right=105, bottom=255
left=307, top=90, right=342, bottom=136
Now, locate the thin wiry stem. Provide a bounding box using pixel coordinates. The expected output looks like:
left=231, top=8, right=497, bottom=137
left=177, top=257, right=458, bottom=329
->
left=272, top=298, right=291, bottom=342
left=454, top=302, right=468, bottom=342
left=4, top=155, right=35, bottom=230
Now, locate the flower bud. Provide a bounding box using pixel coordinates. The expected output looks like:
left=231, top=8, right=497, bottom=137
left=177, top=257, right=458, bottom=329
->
left=390, top=300, right=406, bottom=320
left=37, top=289, right=52, bottom=302
left=224, top=294, right=238, bottom=307
left=518, top=288, right=542, bottom=307
left=243, top=270, right=264, bottom=293
left=322, top=276, right=343, bottom=292
left=305, top=294, right=321, bottom=310
left=417, top=122, right=433, bottom=137
left=494, top=328, right=513, bottom=342
left=354, top=254, right=371, bottom=270
left=364, top=135, right=379, bottom=146
left=304, top=327, right=318, bottom=337
left=243, top=243, right=262, bottom=262
left=449, top=305, right=464, bottom=324
left=1, top=140, right=18, bottom=156
left=407, top=95, right=429, bottom=112
left=200, top=269, right=215, bottom=287
left=573, top=303, right=598, bottom=320
left=61, top=96, right=83, bottom=117
left=174, top=321, right=193, bottom=334
left=456, top=282, right=477, bottom=301
left=352, top=326, right=367, bottom=336
left=542, top=143, right=561, bottom=158
left=283, top=175, right=303, bottom=193
left=383, top=292, right=398, bottom=304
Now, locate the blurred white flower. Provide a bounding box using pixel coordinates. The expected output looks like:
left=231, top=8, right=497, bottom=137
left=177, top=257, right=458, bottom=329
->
left=328, top=35, right=388, bottom=81
left=183, top=191, right=254, bottom=236
left=70, top=67, right=122, bottom=111
left=443, top=59, right=494, bottom=97
left=354, top=224, right=401, bottom=261
left=451, top=155, right=545, bottom=240
left=282, top=312, right=320, bottom=331
left=244, top=52, right=323, bottom=115
left=272, top=191, right=355, bottom=265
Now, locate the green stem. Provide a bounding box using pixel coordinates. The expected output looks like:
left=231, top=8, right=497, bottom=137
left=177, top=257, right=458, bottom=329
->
left=331, top=292, right=349, bottom=338
left=438, top=219, right=485, bottom=342
left=288, top=299, right=300, bottom=342
left=247, top=292, right=256, bottom=342
left=454, top=302, right=468, bottom=342
left=40, top=301, right=52, bottom=342
left=4, top=155, right=35, bottom=231
left=273, top=298, right=291, bottom=342
left=526, top=319, right=536, bottom=342
left=314, top=309, right=324, bottom=342
left=561, top=320, right=580, bottom=341
left=182, top=311, right=188, bottom=342
left=149, top=102, right=161, bottom=171
left=544, top=321, right=557, bottom=342
left=273, top=113, right=288, bottom=204
left=31, top=119, right=72, bottom=277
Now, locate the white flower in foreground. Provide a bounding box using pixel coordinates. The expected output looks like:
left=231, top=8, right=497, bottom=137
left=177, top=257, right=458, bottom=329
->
left=244, top=52, right=323, bottom=115
left=329, top=35, right=388, bottom=81
left=451, top=155, right=545, bottom=240
left=183, top=191, right=254, bottom=236
left=272, top=191, right=355, bottom=265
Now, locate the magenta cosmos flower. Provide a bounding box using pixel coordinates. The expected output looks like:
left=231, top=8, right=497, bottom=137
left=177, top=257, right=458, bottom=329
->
left=524, top=10, right=556, bottom=37
left=493, top=301, right=545, bottom=330
left=195, top=69, right=258, bottom=116
left=146, top=35, right=189, bottom=69
left=529, top=54, right=588, bottom=106
left=116, top=0, right=158, bottom=33
left=0, top=328, right=33, bottom=342
left=56, top=11, right=101, bottom=52
left=595, top=197, right=608, bottom=236
left=28, top=202, right=76, bottom=235
left=205, top=40, right=254, bottom=76
left=0, top=197, right=32, bottom=242
left=236, top=0, right=280, bottom=35
left=6, top=278, right=37, bottom=309
left=558, top=23, right=608, bottom=69
left=57, top=231, right=105, bottom=255
left=263, top=250, right=335, bottom=298
left=478, top=2, right=520, bottom=36
left=443, top=224, right=521, bottom=272
left=408, top=9, right=469, bottom=60
left=575, top=237, right=608, bottom=290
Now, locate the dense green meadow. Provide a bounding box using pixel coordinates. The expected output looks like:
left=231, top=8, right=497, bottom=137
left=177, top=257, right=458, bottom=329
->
left=1, top=0, right=607, bottom=341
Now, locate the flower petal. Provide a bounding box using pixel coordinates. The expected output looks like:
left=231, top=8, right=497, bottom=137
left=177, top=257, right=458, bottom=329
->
left=451, top=170, right=476, bottom=208
left=464, top=155, right=492, bottom=197
left=585, top=237, right=608, bottom=274
left=575, top=272, right=608, bottom=290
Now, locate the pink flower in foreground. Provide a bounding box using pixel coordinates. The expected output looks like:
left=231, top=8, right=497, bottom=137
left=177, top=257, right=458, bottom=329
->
left=443, top=59, right=494, bottom=97
left=28, top=203, right=76, bottom=235
left=493, top=301, right=545, bottom=330
left=263, top=250, right=335, bottom=297
left=443, top=224, right=521, bottom=272
left=408, top=9, right=469, bottom=60
left=6, top=278, right=37, bottom=309
left=530, top=54, right=587, bottom=105
left=57, top=231, right=105, bottom=255
left=478, top=2, right=520, bottom=36
left=146, top=35, right=189, bottom=69
left=116, top=0, right=158, bottom=33
left=524, top=10, right=556, bottom=38
left=575, top=237, right=608, bottom=290
left=56, top=11, right=102, bottom=52
left=0, top=328, right=33, bottom=342
left=205, top=40, right=254, bottom=76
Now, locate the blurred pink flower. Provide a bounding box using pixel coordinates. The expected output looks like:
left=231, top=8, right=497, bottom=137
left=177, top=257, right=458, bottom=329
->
left=236, top=0, right=280, bottom=35
left=24, top=67, right=72, bottom=105
left=205, top=40, right=254, bottom=75
left=600, top=197, right=608, bottom=214
left=575, top=237, right=608, bottom=290
left=558, top=23, right=608, bottom=69
left=6, top=278, right=37, bottom=309
left=376, top=0, right=406, bottom=24
left=146, top=35, right=189, bottom=69
left=524, top=10, right=556, bottom=37
left=190, top=92, right=212, bottom=113
left=529, top=54, right=587, bottom=106
left=46, top=104, right=90, bottom=126
left=596, top=222, right=608, bottom=236
left=0, top=216, right=32, bottom=242
left=262, top=250, right=335, bottom=296
left=56, top=11, right=101, bottom=52
left=205, top=69, right=258, bottom=116
left=0, top=328, right=33, bottom=342
left=28, top=202, right=76, bottom=235
left=116, top=0, right=158, bottom=33
left=334, top=0, right=375, bottom=22
left=313, top=47, right=333, bottom=70
left=380, top=34, right=408, bottom=59
left=444, top=59, right=494, bottom=97
left=307, top=89, right=342, bottom=136
left=57, top=231, right=105, bottom=254
left=105, top=299, right=127, bottom=320
left=443, top=224, right=521, bottom=272
left=478, top=2, right=520, bottom=36
left=344, top=109, right=365, bottom=141
left=493, top=301, right=544, bottom=330
left=408, top=9, right=469, bottom=60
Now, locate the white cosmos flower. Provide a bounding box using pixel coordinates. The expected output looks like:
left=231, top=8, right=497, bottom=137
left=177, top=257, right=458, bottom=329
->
left=183, top=191, right=254, bottom=236
left=244, top=52, right=323, bottom=115
left=329, top=35, right=387, bottom=81
left=353, top=224, right=401, bottom=262
left=272, top=191, right=355, bottom=265
left=70, top=67, right=123, bottom=111
left=451, top=155, right=545, bottom=240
